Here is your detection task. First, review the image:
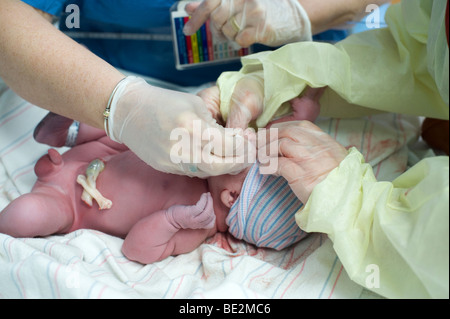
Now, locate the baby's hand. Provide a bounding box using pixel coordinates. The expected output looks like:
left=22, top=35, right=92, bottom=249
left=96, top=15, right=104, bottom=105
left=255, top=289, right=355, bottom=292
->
left=166, top=193, right=216, bottom=230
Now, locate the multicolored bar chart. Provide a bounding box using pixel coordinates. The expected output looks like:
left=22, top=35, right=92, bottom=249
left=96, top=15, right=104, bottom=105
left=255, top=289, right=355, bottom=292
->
left=172, top=11, right=251, bottom=70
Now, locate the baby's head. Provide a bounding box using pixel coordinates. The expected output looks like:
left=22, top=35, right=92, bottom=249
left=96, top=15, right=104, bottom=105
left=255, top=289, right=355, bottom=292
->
left=208, top=161, right=308, bottom=250
left=207, top=168, right=249, bottom=232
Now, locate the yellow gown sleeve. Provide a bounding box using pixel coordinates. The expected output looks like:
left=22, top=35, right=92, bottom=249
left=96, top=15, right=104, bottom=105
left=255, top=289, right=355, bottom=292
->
left=217, top=0, right=449, bottom=128
left=296, top=148, right=449, bottom=299
left=217, top=0, right=449, bottom=299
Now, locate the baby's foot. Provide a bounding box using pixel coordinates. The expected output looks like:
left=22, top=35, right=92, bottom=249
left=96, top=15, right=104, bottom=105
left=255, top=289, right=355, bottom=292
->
left=34, top=112, right=76, bottom=147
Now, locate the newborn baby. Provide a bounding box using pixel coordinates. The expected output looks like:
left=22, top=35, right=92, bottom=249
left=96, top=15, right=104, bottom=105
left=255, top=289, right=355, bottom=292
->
left=0, top=114, right=307, bottom=264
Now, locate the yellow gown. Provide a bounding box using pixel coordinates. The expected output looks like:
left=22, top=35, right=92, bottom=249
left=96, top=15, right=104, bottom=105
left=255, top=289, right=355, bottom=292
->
left=217, top=0, right=449, bottom=298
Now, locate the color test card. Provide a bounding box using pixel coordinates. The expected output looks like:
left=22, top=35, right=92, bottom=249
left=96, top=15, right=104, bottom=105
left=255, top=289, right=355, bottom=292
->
left=171, top=5, right=252, bottom=70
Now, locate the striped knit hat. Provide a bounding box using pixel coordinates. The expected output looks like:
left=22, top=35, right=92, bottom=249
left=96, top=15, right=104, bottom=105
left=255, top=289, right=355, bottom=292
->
left=226, top=161, right=308, bottom=250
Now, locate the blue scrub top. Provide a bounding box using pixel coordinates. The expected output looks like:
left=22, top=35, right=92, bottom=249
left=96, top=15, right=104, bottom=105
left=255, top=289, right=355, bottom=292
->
left=22, top=0, right=347, bottom=86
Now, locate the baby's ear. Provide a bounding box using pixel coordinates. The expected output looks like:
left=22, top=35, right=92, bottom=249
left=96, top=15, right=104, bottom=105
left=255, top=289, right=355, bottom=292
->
left=220, top=190, right=240, bottom=208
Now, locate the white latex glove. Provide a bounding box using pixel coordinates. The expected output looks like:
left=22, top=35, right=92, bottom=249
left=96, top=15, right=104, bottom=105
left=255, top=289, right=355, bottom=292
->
left=258, top=121, right=348, bottom=203
left=183, top=0, right=312, bottom=48
left=197, top=75, right=264, bottom=129
left=106, top=76, right=255, bottom=177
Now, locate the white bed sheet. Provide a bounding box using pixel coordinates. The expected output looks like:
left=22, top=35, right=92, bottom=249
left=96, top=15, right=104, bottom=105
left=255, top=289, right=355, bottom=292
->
left=0, top=76, right=429, bottom=299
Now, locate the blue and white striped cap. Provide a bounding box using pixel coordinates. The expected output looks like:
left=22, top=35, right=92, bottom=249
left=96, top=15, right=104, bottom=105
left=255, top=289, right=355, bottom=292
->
left=226, top=161, right=308, bottom=250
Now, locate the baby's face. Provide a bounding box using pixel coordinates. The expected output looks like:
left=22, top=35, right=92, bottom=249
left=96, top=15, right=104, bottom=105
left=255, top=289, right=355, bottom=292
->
left=207, top=166, right=251, bottom=232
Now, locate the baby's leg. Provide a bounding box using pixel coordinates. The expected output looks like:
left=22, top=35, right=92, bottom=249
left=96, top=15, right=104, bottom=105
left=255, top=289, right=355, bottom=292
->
left=0, top=192, right=74, bottom=238
left=122, top=193, right=215, bottom=264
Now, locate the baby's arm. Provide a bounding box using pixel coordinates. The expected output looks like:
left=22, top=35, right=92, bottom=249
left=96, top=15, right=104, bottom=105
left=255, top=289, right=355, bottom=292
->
left=122, top=193, right=216, bottom=264
left=268, top=87, right=327, bottom=126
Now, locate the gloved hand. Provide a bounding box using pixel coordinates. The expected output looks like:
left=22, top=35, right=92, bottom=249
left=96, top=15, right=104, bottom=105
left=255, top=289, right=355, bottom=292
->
left=183, top=0, right=312, bottom=48
left=165, top=193, right=216, bottom=230
left=258, top=121, right=348, bottom=203
left=226, top=75, right=265, bottom=128
left=107, top=76, right=255, bottom=177
left=197, top=75, right=265, bottom=129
